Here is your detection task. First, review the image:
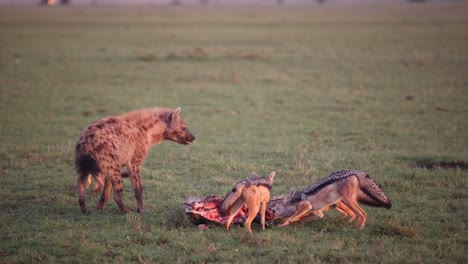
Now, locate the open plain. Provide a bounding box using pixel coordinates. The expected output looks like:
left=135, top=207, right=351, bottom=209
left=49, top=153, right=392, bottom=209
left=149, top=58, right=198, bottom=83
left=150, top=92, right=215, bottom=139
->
left=0, top=2, right=467, bottom=263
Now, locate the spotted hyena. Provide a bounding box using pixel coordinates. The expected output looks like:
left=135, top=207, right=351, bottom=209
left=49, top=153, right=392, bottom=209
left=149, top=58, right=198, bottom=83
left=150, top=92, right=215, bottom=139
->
left=75, top=107, right=195, bottom=214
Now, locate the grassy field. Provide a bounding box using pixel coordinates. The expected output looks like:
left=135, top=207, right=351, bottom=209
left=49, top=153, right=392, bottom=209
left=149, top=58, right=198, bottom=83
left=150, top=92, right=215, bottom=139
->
left=0, top=2, right=467, bottom=263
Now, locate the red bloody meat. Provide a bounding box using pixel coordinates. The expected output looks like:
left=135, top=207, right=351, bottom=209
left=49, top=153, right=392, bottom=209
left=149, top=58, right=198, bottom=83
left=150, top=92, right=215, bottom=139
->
left=184, top=195, right=275, bottom=227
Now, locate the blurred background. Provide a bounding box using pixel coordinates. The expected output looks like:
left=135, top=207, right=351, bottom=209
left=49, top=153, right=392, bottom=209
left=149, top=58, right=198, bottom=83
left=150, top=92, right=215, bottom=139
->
left=2, top=0, right=465, bottom=6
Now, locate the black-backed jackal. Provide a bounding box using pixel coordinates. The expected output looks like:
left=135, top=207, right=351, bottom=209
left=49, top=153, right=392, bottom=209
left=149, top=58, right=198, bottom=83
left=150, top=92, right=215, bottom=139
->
left=269, top=170, right=391, bottom=229
left=221, top=172, right=276, bottom=233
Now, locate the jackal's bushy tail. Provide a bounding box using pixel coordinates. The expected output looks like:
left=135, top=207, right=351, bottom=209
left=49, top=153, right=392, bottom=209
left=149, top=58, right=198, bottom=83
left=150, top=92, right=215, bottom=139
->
left=220, top=182, right=245, bottom=215
left=358, top=176, right=392, bottom=209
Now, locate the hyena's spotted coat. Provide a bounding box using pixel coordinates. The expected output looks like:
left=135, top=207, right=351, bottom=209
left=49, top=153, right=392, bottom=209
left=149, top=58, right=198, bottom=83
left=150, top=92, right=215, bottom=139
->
left=75, top=107, right=195, bottom=214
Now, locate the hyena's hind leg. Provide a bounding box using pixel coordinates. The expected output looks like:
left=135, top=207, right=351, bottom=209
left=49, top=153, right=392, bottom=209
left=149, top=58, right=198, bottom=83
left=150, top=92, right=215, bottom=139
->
left=86, top=175, right=92, bottom=189
left=87, top=168, right=127, bottom=193
left=127, top=161, right=145, bottom=213
left=92, top=174, right=105, bottom=193
left=111, top=169, right=130, bottom=213
left=77, top=173, right=89, bottom=214
left=95, top=178, right=112, bottom=210
left=76, top=153, right=101, bottom=214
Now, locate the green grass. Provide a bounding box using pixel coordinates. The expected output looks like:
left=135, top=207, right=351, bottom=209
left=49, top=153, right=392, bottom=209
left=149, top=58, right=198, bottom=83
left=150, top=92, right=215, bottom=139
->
left=1, top=2, right=467, bottom=263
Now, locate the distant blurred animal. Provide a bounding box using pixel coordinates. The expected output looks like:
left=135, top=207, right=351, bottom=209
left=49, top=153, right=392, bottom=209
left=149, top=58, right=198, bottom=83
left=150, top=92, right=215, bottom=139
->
left=221, top=171, right=276, bottom=233
left=75, top=107, right=195, bottom=214
left=269, top=170, right=391, bottom=229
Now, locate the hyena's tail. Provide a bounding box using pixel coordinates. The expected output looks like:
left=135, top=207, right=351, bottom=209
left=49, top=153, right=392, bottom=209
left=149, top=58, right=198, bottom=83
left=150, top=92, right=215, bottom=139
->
left=358, top=175, right=392, bottom=209
left=75, top=153, right=100, bottom=179
left=220, top=182, right=245, bottom=215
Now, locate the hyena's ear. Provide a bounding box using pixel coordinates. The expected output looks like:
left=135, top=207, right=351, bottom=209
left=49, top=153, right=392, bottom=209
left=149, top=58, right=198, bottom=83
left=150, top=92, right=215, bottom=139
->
left=268, top=171, right=276, bottom=183
left=251, top=172, right=257, bottom=177
left=284, top=187, right=295, bottom=204
left=168, top=107, right=181, bottom=124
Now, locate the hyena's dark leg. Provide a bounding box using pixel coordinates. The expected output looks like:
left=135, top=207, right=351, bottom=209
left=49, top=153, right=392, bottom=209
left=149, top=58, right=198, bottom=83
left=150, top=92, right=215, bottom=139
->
left=95, top=178, right=112, bottom=210
left=77, top=174, right=89, bottom=214
left=128, top=162, right=144, bottom=213
left=112, top=169, right=130, bottom=213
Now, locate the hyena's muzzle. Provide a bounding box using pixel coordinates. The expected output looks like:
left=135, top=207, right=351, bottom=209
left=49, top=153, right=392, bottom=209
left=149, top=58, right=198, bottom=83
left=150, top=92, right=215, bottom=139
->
left=181, top=129, right=195, bottom=145
left=170, top=128, right=195, bottom=145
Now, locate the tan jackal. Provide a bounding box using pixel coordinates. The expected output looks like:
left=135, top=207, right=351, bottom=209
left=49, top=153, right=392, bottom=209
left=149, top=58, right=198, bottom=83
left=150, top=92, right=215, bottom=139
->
left=269, top=170, right=391, bottom=229
left=221, top=172, right=276, bottom=233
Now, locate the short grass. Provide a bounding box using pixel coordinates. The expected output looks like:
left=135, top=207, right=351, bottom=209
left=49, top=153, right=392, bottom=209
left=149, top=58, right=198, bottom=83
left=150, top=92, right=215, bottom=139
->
left=0, top=2, right=467, bottom=263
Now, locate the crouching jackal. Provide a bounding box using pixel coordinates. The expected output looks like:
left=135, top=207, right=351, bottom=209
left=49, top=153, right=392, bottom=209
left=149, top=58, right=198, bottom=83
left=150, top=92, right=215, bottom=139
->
left=270, top=170, right=391, bottom=229
left=75, top=107, right=195, bottom=214
left=221, top=171, right=276, bottom=233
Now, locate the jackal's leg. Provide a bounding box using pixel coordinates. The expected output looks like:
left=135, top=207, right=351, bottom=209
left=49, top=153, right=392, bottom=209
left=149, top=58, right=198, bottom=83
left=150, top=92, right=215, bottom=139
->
left=111, top=169, right=130, bottom=213
left=96, top=179, right=112, bottom=210
left=128, top=162, right=144, bottom=213
left=339, top=176, right=367, bottom=228
left=225, top=199, right=245, bottom=231
left=279, top=201, right=313, bottom=227
left=335, top=200, right=355, bottom=222
left=78, top=173, right=89, bottom=214
left=244, top=198, right=261, bottom=234
left=260, top=200, right=268, bottom=230
left=344, top=200, right=367, bottom=228
left=335, top=206, right=349, bottom=219
left=296, top=210, right=325, bottom=224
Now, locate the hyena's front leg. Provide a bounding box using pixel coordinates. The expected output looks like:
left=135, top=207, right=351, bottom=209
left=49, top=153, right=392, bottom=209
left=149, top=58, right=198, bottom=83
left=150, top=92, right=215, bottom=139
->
left=111, top=170, right=130, bottom=213
left=128, top=161, right=145, bottom=213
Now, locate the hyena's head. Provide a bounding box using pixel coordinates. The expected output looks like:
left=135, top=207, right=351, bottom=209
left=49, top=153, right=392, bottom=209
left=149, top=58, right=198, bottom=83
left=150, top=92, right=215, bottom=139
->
left=164, top=107, right=196, bottom=145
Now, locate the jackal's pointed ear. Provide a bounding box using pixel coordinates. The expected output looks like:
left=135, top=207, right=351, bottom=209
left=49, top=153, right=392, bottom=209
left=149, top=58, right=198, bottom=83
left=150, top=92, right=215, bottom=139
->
left=251, top=172, right=257, bottom=177
left=268, top=171, right=276, bottom=183
left=285, top=187, right=295, bottom=203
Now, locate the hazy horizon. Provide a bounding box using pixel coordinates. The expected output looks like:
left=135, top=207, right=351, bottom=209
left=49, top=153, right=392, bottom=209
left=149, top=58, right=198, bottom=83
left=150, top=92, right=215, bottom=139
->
left=0, top=0, right=460, bottom=5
